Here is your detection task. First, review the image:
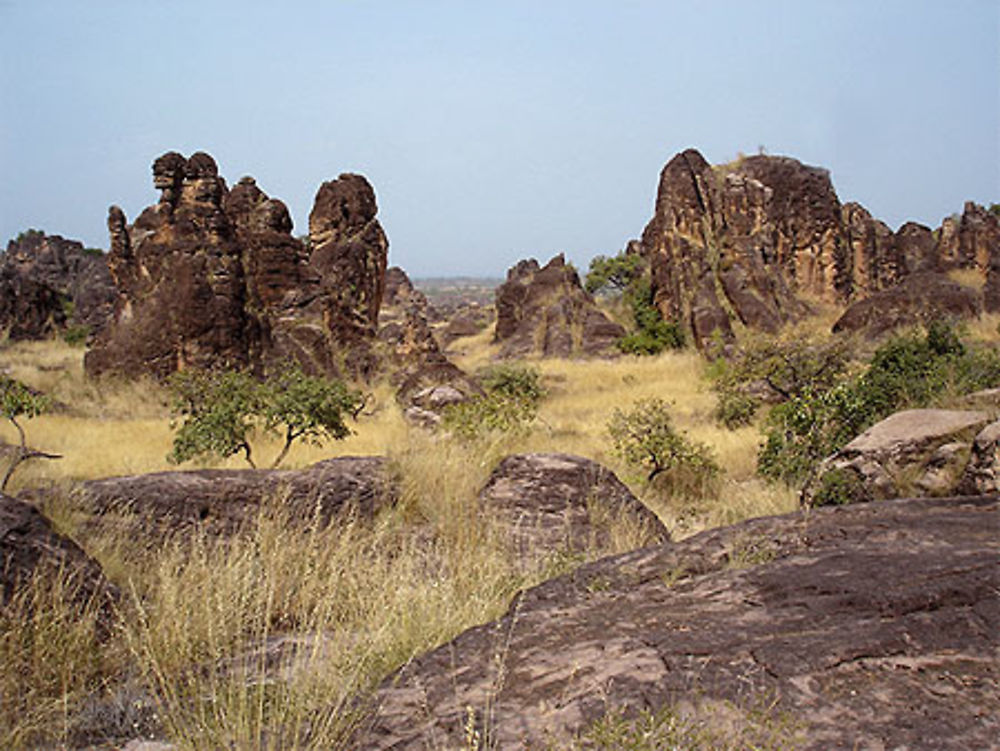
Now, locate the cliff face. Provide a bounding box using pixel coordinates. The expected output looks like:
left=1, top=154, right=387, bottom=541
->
left=85, top=152, right=389, bottom=380
left=640, top=148, right=998, bottom=348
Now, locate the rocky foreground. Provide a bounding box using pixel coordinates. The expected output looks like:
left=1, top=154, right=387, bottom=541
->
left=355, top=494, right=999, bottom=750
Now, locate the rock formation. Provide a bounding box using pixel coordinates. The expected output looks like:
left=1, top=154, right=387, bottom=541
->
left=802, top=408, right=994, bottom=504
left=1, top=493, right=118, bottom=624
left=378, top=266, right=482, bottom=423
left=21, top=456, right=397, bottom=541
left=355, top=494, right=999, bottom=750
left=0, top=230, right=115, bottom=341
left=638, top=149, right=999, bottom=347
left=477, top=453, right=668, bottom=569
left=832, top=272, right=983, bottom=338
left=493, top=254, right=625, bottom=358
left=84, top=152, right=389, bottom=380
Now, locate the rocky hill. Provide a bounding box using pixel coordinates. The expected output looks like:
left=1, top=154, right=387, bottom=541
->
left=640, top=149, right=999, bottom=349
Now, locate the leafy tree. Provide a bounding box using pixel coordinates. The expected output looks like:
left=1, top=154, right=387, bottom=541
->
left=586, top=251, right=686, bottom=355
left=585, top=252, right=645, bottom=295
left=168, top=363, right=363, bottom=469
left=1, top=376, right=58, bottom=491
left=712, top=332, right=852, bottom=428
left=442, top=362, right=546, bottom=441
left=608, top=397, right=718, bottom=498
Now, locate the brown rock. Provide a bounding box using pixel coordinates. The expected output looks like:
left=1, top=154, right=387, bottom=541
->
left=956, top=420, right=1000, bottom=495
left=355, top=494, right=999, bottom=750
left=0, top=230, right=115, bottom=341
left=832, top=272, right=982, bottom=338
left=477, top=453, right=668, bottom=569
left=493, top=254, right=624, bottom=358
left=85, top=154, right=391, bottom=381
left=802, top=408, right=991, bottom=504
left=841, top=202, right=901, bottom=298
left=1, top=493, right=117, bottom=621
left=23, top=456, right=397, bottom=542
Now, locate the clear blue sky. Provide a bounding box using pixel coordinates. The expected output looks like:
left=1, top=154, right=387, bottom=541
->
left=2, top=1, right=997, bottom=277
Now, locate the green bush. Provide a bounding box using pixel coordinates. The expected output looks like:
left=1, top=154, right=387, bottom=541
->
left=62, top=324, right=89, bottom=348
left=758, top=321, right=1000, bottom=486
left=442, top=363, right=546, bottom=441
left=712, top=332, right=852, bottom=429
left=168, top=363, right=362, bottom=468
left=608, top=397, right=719, bottom=498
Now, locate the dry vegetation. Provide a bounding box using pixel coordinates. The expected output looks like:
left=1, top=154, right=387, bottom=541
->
left=5, top=310, right=998, bottom=749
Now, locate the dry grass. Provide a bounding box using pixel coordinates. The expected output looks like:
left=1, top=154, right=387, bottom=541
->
left=0, top=334, right=803, bottom=748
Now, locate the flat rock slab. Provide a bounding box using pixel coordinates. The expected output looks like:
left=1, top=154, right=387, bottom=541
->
left=355, top=495, right=999, bottom=750
left=23, top=456, right=396, bottom=540
left=843, top=409, right=989, bottom=453
left=478, top=453, right=669, bottom=568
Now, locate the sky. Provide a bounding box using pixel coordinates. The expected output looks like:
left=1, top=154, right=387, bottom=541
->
left=1, top=1, right=997, bottom=277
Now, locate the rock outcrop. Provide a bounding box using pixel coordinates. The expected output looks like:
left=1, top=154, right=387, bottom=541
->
left=84, top=152, right=389, bottom=380
left=355, top=494, right=999, bottom=750
left=0, top=230, right=115, bottom=341
left=478, top=453, right=668, bottom=569
left=832, top=271, right=983, bottom=338
left=22, top=456, right=397, bottom=541
left=493, top=254, right=625, bottom=358
left=1, top=493, right=118, bottom=621
left=377, top=266, right=482, bottom=423
left=802, top=409, right=993, bottom=505
left=638, top=149, right=999, bottom=347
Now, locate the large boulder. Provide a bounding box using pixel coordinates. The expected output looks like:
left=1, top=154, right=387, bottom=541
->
left=1, top=493, right=117, bottom=620
left=493, top=254, right=624, bottom=358
left=802, top=409, right=992, bottom=505
left=0, top=230, right=115, bottom=341
left=477, top=453, right=669, bottom=568
left=22, top=456, right=397, bottom=541
left=354, top=494, right=999, bottom=750
left=832, top=271, right=983, bottom=338
left=84, top=153, right=389, bottom=381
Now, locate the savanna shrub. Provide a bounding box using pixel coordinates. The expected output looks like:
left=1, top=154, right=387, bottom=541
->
left=442, top=363, right=545, bottom=441
left=758, top=321, right=1000, bottom=485
left=608, top=397, right=719, bottom=499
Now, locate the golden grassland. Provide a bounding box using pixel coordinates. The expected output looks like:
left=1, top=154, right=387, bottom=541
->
left=3, top=310, right=998, bottom=749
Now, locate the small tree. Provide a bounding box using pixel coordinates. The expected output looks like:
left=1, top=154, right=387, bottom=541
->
left=168, top=363, right=363, bottom=469
left=608, top=397, right=718, bottom=498
left=442, top=363, right=546, bottom=442
left=1, top=376, right=59, bottom=491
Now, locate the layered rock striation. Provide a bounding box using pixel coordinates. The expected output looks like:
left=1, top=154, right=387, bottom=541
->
left=639, top=149, right=999, bottom=347
left=84, top=152, right=389, bottom=380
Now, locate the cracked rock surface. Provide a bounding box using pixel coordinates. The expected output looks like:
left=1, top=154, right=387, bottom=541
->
left=354, top=494, right=999, bottom=750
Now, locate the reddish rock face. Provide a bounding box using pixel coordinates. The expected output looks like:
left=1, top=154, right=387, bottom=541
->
left=640, top=148, right=998, bottom=347
left=493, top=254, right=624, bottom=358
left=85, top=153, right=390, bottom=381
left=0, top=231, right=115, bottom=341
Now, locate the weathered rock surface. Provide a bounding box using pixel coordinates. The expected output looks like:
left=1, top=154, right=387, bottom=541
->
left=638, top=148, right=998, bottom=347
left=802, top=409, right=992, bottom=505
left=0, top=230, right=115, bottom=341
left=378, top=266, right=482, bottom=423
left=22, top=456, right=397, bottom=541
left=832, top=271, right=983, bottom=338
left=355, top=494, right=999, bottom=750
left=478, top=453, right=668, bottom=568
left=84, top=152, right=389, bottom=380
left=493, top=255, right=624, bottom=358
left=1, top=493, right=117, bottom=616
